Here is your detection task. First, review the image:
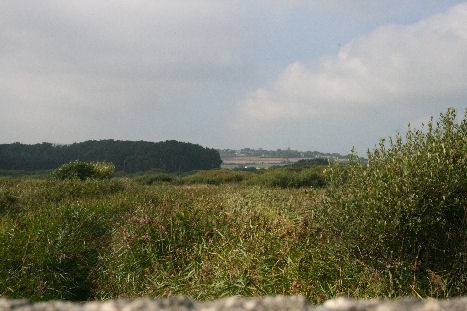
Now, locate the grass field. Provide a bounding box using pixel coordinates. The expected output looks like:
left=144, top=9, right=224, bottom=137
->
left=0, top=178, right=460, bottom=302
left=0, top=109, right=465, bottom=302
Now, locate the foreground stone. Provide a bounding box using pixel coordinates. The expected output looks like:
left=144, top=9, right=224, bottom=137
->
left=0, top=296, right=466, bottom=311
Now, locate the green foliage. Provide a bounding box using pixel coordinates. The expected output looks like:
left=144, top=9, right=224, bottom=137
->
left=133, top=167, right=326, bottom=189
left=92, top=162, right=116, bottom=179
left=0, top=170, right=464, bottom=302
left=51, top=161, right=115, bottom=181
left=0, top=178, right=131, bottom=300
left=324, top=108, right=466, bottom=296
left=181, top=169, right=255, bottom=185
left=0, top=189, right=19, bottom=214
left=0, top=108, right=464, bottom=302
left=245, top=166, right=326, bottom=188
left=0, top=204, right=110, bottom=300
left=0, top=140, right=222, bottom=173
left=134, top=172, right=175, bottom=185
left=31, top=179, right=126, bottom=204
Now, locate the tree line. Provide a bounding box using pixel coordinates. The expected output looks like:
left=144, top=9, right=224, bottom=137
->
left=0, top=140, right=222, bottom=173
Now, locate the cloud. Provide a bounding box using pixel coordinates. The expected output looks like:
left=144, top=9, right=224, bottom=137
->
left=0, top=0, right=251, bottom=143
left=1, top=0, right=465, bottom=152
left=236, top=3, right=467, bottom=125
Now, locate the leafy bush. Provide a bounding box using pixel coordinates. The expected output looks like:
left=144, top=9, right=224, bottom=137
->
left=51, top=161, right=115, bottom=181
left=91, top=162, right=116, bottom=179
left=324, top=108, right=466, bottom=296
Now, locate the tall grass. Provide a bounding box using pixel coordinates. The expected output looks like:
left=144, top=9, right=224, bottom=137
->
left=133, top=167, right=327, bottom=189
left=0, top=108, right=464, bottom=302
left=1, top=180, right=341, bottom=301
left=244, top=166, right=326, bottom=188
left=180, top=169, right=255, bottom=185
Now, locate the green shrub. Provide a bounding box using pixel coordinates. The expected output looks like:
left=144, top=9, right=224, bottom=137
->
left=135, top=173, right=175, bottom=185
left=245, top=167, right=326, bottom=188
left=181, top=169, right=255, bottom=185
left=91, top=162, right=115, bottom=179
left=324, top=108, right=466, bottom=296
left=51, top=161, right=115, bottom=181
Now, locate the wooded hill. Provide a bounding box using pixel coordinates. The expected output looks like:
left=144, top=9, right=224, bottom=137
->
left=0, top=140, right=222, bottom=173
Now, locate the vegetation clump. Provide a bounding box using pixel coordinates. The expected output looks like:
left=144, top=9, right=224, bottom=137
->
left=181, top=169, right=255, bottom=185
left=134, top=172, right=175, bottom=185
left=51, top=161, right=115, bottom=180
left=0, top=190, right=19, bottom=214
left=133, top=166, right=327, bottom=188
left=245, top=166, right=326, bottom=188
left=0, top=108, right=464, bottom=302
left=324, top=108, right=466, bottom=296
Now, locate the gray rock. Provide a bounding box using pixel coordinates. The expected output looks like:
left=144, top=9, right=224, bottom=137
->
left=0, top=296, right=465, bottom=311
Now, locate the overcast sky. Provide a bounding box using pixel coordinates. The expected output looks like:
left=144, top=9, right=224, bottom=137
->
left=1, top=1, right=466, bottom=154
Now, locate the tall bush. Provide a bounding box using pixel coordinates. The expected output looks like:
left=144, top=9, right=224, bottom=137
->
left=51, top=161, right=115, bottom=180
left=324, top=108, right=466, bottom=295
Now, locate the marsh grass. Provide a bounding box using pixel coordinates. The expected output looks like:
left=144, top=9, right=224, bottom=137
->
left=180, top=169, right=255, bottom=185
left=244, top=166, right=326, bottom=188
left=0, top=181, right=462, bottom=301
left=1, top=180, right=337, bottom=301
left=134, top=166, right=327, bottom=189
left=0, top=108, right=465, bottom=302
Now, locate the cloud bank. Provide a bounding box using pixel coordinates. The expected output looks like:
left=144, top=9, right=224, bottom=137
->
left=237, top=3, right=467, bottom=125
left=0, top=0, right=252, bottom=144
left=1, top=1, right=465, bottom=152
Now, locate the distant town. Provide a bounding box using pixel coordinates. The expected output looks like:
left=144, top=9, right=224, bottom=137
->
left=218, top=148, right=352, bottom=169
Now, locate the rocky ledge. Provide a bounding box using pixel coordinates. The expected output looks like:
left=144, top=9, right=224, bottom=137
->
left=1, top=296, right=466, bottom=311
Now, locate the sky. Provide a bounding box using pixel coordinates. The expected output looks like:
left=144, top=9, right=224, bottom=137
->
left=1, top=0, right=466, bottom=154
